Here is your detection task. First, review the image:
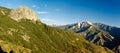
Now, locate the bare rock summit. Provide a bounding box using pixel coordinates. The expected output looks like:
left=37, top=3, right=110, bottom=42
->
left=10, top=6, right=38, bottom=22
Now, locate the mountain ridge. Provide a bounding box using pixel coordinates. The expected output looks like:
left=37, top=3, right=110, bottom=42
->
left=56, top=21, right=120, bottom=52
left=0, top=6, right=114, bottom=53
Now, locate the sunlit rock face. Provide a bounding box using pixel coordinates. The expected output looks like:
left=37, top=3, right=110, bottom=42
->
left=10, top=6, right=38, bottom=22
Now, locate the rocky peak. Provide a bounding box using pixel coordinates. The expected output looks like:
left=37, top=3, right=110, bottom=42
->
left=76, top=22, right=81, bottom=28
left=84, top=20, right=93, bottom=25
left=79, top=20, right=92, bottom=28
left=10, top=6, right=38, bottom=22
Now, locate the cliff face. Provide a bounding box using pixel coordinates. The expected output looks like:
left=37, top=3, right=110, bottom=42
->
left=10, top=6, right=38, bottom=22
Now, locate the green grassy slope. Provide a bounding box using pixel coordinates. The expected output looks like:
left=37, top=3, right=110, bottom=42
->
left=0, top=6, right=114, bottom=53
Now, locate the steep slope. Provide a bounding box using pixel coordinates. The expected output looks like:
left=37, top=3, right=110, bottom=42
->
left=113, top=45, right=120, bottom=53
left=94, top=23, right=120, bottom=52
left=57, top=21, right=114, bottom=46
left=94, top=23, right=120, bottom=38
left=0, top=6, right=114, bottom=53
left=57, top=21, right=120, bottom=53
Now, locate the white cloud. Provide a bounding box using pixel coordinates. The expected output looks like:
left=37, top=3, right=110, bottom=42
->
left=32, top=5, right=37, bottom=7
left=32, top=5, right=40, bottom=9
left=37, top=12, right=48, bottom=14
left=41, top=18, right=56, bottom=23
left=40, top=18, right=63, bottom=25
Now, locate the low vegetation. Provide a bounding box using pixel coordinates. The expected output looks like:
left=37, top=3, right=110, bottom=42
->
left=0, top=6, right=114, bottom=53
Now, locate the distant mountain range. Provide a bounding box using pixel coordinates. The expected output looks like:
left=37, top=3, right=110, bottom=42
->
left=0, top=6, right=115, bottom=53
left=56, top=20, right=120, bottom=53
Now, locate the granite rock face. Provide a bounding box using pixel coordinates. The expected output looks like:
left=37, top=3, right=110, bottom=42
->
left=10, top=6, right=38, bottom=22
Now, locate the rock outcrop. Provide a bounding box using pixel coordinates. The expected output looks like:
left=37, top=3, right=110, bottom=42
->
left=10, top=6, right=38, bottom=22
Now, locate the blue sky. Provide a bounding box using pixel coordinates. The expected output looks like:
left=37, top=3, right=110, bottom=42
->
left=0, top=0, right=120, bottom=27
